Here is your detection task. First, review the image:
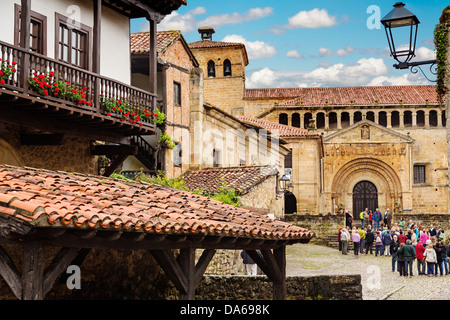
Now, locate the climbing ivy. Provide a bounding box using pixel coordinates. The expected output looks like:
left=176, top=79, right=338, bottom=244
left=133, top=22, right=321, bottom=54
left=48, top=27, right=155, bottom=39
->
left=434, top=23, right=448, bottom=104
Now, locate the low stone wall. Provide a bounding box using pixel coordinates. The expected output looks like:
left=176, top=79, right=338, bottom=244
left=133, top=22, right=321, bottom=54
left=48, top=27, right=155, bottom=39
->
left=196, top=275, right=362, bottom=300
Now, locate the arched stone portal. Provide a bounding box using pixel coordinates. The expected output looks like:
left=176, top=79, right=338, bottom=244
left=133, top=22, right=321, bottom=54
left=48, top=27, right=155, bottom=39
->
left=331, top=158, right=402, bottom=216
left=352, top=181, right=378, bottom=217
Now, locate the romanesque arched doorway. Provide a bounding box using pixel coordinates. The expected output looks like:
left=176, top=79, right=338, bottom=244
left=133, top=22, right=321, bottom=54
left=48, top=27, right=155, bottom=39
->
left=352, top=181, right=378, bottom=218
left=284, top=191, right=297, bottom=214
left=331, top=158, right=403, bottom=216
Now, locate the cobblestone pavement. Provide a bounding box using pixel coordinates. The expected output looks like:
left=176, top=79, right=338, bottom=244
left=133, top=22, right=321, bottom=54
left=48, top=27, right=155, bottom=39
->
left=285, top=243, right=450, bottom=300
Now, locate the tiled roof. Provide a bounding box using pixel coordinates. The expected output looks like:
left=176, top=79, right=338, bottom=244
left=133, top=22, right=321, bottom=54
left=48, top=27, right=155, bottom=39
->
left=189, top=40, right=246, bottom=50
left=238, top=116, right=319, bottom=137
left=244, top=85, right=441, bottom=106
left=0, top=165, right=312, bottom=241
left=183, top=166, right=278, bottom=195
left=189, top=40, right=249, bottom=66
left=131, top=31, right=181, bottom=54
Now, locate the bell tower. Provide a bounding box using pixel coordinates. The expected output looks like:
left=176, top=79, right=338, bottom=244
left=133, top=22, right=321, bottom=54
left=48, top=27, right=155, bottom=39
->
left=189, top=27, right=249, bottom=116
left=198, top=26, right=215, bottom=41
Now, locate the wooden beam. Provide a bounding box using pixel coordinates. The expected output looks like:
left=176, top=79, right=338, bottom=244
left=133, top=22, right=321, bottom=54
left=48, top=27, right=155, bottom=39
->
left=19, top=0, right=31, bottom=91
left=260, top=249, right=282, bottom=284
left=43, top=247, right=80, bottom=297
left=91, top=144, right=138, bottom=156
left=20, top=133, right=65, bottom=146
left=245, top=250, right=270, bottom=277
left=92, top=0, right=101, bottom=74
left=102, top=152, right=130, bottom=177
left=22, top=241, right=45, bottom=300
left=194, top=249, right=215, bottom=285
left=0, top=105, right=130, bottom=144
left=149, top=249, right=188, bottom=294
left=0, top=245, right=22, bottom=299
left=147, top=18, right=157, bottom=97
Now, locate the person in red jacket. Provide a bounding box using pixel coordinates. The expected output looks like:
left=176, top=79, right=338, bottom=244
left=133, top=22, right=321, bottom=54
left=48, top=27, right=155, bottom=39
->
left=398, top=229, right=407, bottom=244
left=416, top=239, right=426, bottom=275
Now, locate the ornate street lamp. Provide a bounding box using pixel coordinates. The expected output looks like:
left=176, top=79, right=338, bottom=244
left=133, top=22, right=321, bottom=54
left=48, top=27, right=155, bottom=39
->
left=276, top=174, right=294, bottom=199
left=381, top=2, right=437, bottom=80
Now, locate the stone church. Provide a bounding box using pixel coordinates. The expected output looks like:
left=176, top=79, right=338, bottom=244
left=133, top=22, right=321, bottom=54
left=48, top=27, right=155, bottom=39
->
left=188, top=27, right=446, bottom=217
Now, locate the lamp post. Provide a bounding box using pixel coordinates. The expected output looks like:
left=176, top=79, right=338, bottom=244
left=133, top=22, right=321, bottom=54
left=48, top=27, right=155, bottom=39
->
left=381, top=2, right=437, bottom=81
left=276, top=174, right=294, bottom=199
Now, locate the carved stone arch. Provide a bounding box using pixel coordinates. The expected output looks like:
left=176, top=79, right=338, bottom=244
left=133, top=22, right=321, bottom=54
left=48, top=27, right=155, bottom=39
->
left=331, top=157, right=402, bottom=213
left=0, top=138, right=23, bottom=166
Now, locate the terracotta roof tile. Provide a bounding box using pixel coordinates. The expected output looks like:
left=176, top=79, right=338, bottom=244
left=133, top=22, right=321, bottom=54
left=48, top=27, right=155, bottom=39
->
left=244, top=85, right=441, bottom=106
left=238, top=116, right=319, bottom=137
left=131, top=31, right=182, bottom=54
left=0, top=165, right=312, bottom=241
left=183, top=166, right=278, bottom=195
left=188, top=41, right=249, bottom=66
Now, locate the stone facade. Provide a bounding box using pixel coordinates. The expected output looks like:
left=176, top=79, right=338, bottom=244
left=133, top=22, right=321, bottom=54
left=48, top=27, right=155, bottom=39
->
left=127, top=31, right=197, bottom=178
left=189, top=68, right=290, bottom=175
left=0, top=123, right=97, bottom=175
left=189, top=27, right=448, bottom=217
left=189, top=38, right=248, bottom=116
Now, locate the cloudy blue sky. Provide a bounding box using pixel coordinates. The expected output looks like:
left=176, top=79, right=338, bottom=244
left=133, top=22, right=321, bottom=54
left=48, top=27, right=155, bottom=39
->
left=130, top=1, right=444, bottom=88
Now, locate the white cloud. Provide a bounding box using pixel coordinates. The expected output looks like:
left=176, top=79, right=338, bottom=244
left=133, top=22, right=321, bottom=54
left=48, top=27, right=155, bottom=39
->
left=199, top=7, right=273, bottom=28
left=157, top=7, right=273, bottom=34
left=246, top=58, right=392, bottom=89
left=336, top=46, right=356, bottom=57
left=303, top=57, right=388, bottom=87
left=412, top=47, right=436, bottom=61
left=286, top=50, right=303, bottom=59
left=368, top=73, right=430, bottom=86
left=287, top=8, right=336, bottom=29
left=157, top=7, right=206, bottom=33
left=246, top=67, right=277, bottom=88
left=318, top=47, right=333, bottom=57
left=222, top=35, right=277, bottom=60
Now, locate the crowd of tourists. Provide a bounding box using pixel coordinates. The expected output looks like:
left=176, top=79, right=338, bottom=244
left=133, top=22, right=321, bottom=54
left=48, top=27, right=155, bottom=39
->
left=338, top=208, right=449, bottom=277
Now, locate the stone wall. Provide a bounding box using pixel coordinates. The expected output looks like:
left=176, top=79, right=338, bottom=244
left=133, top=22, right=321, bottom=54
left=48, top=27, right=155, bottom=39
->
left=196, top=275, right=362, bottom=300
left=0, top=123, right=97, bottom=175
left=241, top=175, right=284, bottom=219
left=201, top=249, right=245, bottom=275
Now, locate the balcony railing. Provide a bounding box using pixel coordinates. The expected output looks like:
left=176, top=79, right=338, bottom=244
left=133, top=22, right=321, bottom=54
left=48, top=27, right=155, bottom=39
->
left=0, top=40, right=158, bottom=132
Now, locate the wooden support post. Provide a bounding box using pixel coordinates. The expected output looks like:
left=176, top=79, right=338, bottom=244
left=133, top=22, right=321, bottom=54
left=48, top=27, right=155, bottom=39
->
left=147, top=17, right=157, bottom=112
left=194, top=249, right=215, bottom=285
left=246, top=247, right=287, bottom=300
left=22, top=241, right=45, bottom=300
left=272, top=245, right=286, bottom=300
left=92, top=0, right=101, bottom=74
left=178, top=248, right=195, bottom=300
left=92, top=0, right=101, bottom=110
left=20, top=0, right=31, bottom=92
left=150, top=248, right=216, bottom=300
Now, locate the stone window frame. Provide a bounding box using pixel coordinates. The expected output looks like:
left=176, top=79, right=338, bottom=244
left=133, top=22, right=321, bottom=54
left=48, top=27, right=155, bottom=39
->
left=173, top=81, right=181, bottom=106
left=173, top=142, right=182, bottom=167
left=413, top=163, right=428, bottom=184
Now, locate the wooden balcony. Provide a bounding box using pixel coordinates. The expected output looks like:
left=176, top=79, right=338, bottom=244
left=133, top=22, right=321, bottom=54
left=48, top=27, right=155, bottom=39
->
left=0, top=40, right=158, bottom=143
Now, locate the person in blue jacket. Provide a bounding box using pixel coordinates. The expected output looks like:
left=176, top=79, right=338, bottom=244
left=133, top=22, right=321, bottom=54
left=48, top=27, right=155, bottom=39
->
left=373, top=208, right=383, bottom=230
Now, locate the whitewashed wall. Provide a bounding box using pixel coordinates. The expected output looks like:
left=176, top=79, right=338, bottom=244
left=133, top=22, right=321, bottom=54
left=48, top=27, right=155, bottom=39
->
left=0, top=0, right=131, bottom=84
